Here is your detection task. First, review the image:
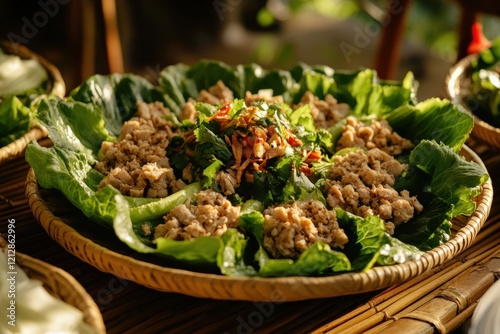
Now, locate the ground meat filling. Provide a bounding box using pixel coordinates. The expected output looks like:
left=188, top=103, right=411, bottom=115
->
left=324, top=148, right=423, bottom=234
left=196, top=80, right=234, bottom=105
left=295, top=91, right=350, bottom=129
left=95, top=101, right=185, bottom=198
left=153, top=190, right=240, bottom=241
left=244, top=89, right=284, bottom=106
left=336, top=116, right=414, bottom=155
left=263, top=200, right=348, bottom=259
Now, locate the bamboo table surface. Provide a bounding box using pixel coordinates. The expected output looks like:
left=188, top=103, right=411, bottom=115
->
left=1, top=138, right=499, bottom=334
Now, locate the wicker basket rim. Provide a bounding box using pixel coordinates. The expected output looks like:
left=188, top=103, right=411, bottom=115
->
left=25, top=145, right=493, bottom=301
left=444, top=53, right=500, bottom=146
left=0, top=40, right=66, bottom=98
left=0, top=41, right=66, bottom=164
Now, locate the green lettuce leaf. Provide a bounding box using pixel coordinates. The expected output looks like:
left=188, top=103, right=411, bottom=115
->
left=25, top=142, right=117, bottom=226
left=336, top=208, right=386, bottom=272
left=36, top=97, right=113, bottom=157
left=69, top=73, right=165, bottom=136
left=328, top=69, right=417, bottom=116
left=392, top=193, right=453, bottom=250
left=239, top=205, right=351, bottom=277
left=409, top=140, right=488, bottom=216
left=376, top=234, right=424, bottom=266
left=114, top=192, right=256, bottom=272
left=258, top=243, right=351, bottom=277
left=385, top=98, right=474, bottom=152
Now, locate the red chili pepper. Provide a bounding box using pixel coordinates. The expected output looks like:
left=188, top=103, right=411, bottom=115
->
left=287, top=135, right=303, bottom=147
left=242, top=135, right=254, bottom=147
left=467, top=22, right=491, bottom=55
left=305, top=150, right=321, bottom=162
left=300, top=164, right=312, bottom=176
left=218, top=102, right=232, bottom=116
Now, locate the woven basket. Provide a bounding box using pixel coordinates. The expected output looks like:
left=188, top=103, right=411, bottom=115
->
left=445, top=53, right=500, bottom=149
left=0, top=41, right=65, bottom=164
left=25, top=146, right=493, bottom=302
left=0, top=239, right=105, bottom=333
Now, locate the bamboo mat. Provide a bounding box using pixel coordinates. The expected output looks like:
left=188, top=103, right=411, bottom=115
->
left=0, top=138, right=498, bottom=334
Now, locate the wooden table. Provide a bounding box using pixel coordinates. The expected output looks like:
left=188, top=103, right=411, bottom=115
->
left=1, top=138, right=499, bottom=334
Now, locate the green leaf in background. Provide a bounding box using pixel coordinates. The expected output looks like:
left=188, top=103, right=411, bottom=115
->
left=292, top=71, right=335, bottom=104
left=187, top=60, right=245, bottom=98
left=0, top=95, right=32, bottom=146
left=329, top=70, right=416, bottom=117
left=253, top=69, right=294, bottom=98
left=69, top=73, right=163, bottom=136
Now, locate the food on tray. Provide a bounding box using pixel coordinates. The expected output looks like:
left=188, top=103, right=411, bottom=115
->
left=0, top=249, right=95, bottom=334
left=464, top=36, right=500, bottom=127
left=0, top=47, right=48, bottom=147
left=25, top=61, right=488, bottom=277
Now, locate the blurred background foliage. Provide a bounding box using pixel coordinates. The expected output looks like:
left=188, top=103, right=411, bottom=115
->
left=1, top=0, right=499, bottom=97
left=248, top=0, right=500, bottom=66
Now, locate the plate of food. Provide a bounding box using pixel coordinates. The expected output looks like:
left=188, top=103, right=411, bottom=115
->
left=0, top=41, right=65, bottom=164
left=445, top=36, right=500, bottom=149
left=0, top=238, right=105, bottom=333
left=25, top=61, right=492, bottom=301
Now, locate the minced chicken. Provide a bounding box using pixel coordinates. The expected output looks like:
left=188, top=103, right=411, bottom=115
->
left=337, top=116, right=414, bottom=155
left=95, top=101, right=185, bottom=197
left=295, top=91, right=350, bottom=129
left=324, top=148, right=423, bottom=234
left=153, top=190, right=240, bottom=241
left=263, top=200, right=348, bottom=259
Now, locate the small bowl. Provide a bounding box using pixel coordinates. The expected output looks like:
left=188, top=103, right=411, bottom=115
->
left=445, top=53, right=500, bottom=149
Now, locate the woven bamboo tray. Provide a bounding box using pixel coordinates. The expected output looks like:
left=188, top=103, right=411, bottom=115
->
left=445, top=53, right=500, bottom=150
left=0, top=238, right=105, bottom=334
left=0, top=41, right=65, bottom=165
left=25, top=145, right=493, bottom=302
